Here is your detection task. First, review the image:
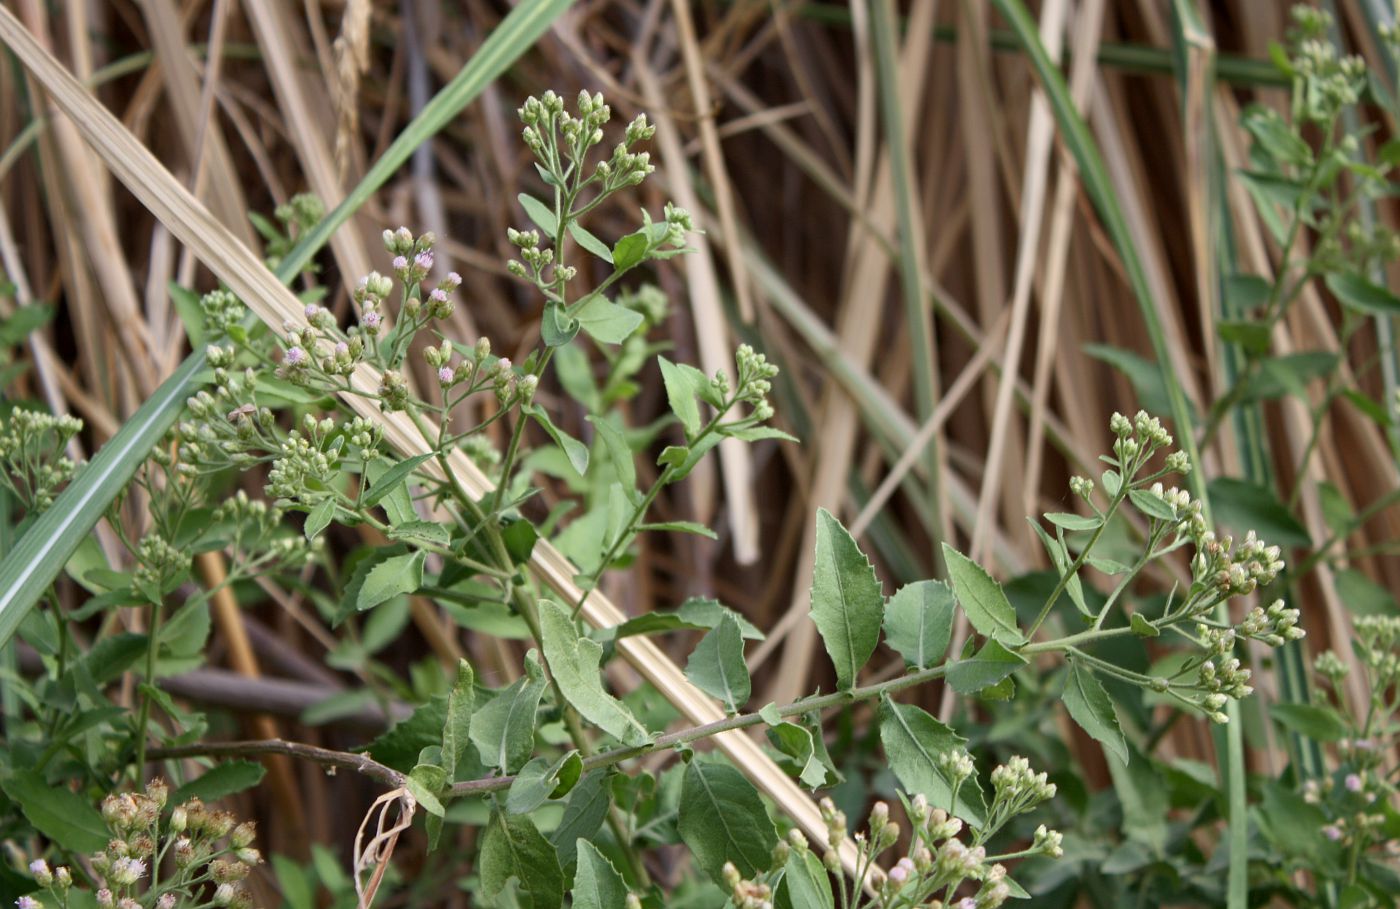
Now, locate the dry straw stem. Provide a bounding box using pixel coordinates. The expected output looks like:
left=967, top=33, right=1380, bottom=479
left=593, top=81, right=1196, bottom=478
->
left=0, top=4, right=864, bottom=878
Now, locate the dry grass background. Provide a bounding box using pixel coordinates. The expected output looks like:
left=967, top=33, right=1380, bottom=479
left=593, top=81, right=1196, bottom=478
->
left=1, top=0, right=1397, bottom=900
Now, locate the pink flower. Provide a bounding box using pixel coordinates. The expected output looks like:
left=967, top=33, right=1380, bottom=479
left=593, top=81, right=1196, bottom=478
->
left=362, top=311, right=381, bottom=329
left=392, top=255, right=408, bottom=271
left=430, top=288, right=449, bottom=304
left=304, top=303, right=320, bottom=319
left=17, top=896, right=40, bottom=909
left=1346, top=773, right=1363, bottom=792
left=283, top=346, right=306, bottom=366
left=438, top=366, right=455, bottom=386
left=414, top=251, right=434, bottom=271
left=1322, top=825, right=1343, bottom=841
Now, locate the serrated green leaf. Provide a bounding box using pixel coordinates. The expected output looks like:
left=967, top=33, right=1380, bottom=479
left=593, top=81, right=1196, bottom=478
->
left=518, top=192, right=559, bottom=235
left=766, top=721, right=832, bottom=789
left=480, top=811, right=564, bottom=909
left=810, top=509, right=884, bottom=689
left=678, top=761, right=777, bottom=883
left=882, top=580, right=954, bottom=670
left=1, top=772, right=110, bottom=853
left=524, top=403, right=589, bottom=476
left=574, top=296, right=644, bottom=344
left=587, top=415, right=637, bottom=497
left=171, top=761, right=267, bottom=805
left=361, top=453, right=432, bottom=508
left=685, top=614, right=750, bottom=714
left=568, top=222, right=613, bottom=264
left=1028, top=520, right=1090, bottom=617
left=357, top=550, right=425, bottom=611
left=571, top=840, right=629, bottom=909
left=777, top=849, right=835, bottom=909
left=941, top=544, right=1024, bottom=645
left=946, top=639, right=1027, bottom=695
left=877, top=695, right=985, bottom=825
left=1129, top=613, right=1159, bottom=637
left=538, top=600, right=649, bottom=746
left=1062, top=662, right=1128, bottom=765
left=470, top=653, right=547, bottom=773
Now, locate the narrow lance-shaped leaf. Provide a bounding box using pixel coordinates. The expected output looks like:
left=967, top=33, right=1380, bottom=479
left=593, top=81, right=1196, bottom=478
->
left=810, top=508, right=883, bottom=689
left=678, top=761, right=778, bottom=883
left=538, top=600, right=650, bottom=746
left=882, top=579, right=954, bottom=670
left=685, top=614, right=751, bottom=714
left=941, top=544, right=1024, bottom=646
left=441, top=658, right=474, bottom=780
left=1062, top=661, right=1128, bottom=765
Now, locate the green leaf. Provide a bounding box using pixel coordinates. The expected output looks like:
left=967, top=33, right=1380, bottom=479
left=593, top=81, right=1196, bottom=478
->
left=171, top=761, right=267, bottom=805
left=541, top=300, right=581, bottom=347
left=1270, top=702, right=1349, bottom=742
left=678, top=761, right=777, bottom=883
left=1326, top=271, right=1400, bottom=315
left=636, top=520, right=717, bottom=539
left=500, top=518, right=539, bottom=565
left=810, top=508, right=884, bottom=689
left=1217, top=319, right=1272, bottom=356
left=1223, top=273, right=1272, bottom=314
left=946, top=639, right=1027, bottom=695
left=361, top=453, right=432, bottom=508
left=587, top=415, right=637, bottom=496
left=604, top=598, right=764, bottom=642
left=386, top=520, right=451, bottom=549
left=1207, top=477, right=1310, bottom=548
left=550, top=771, right=612, bottom=870
left=766, top=721, right=833, bottom=789
left=1129, top=613, right=1159, bottom=637
left=470, top=652, right=547, bottom=773
left=1334, top=568, right=1399, bottom=616
left=518, top=192, right=559, bottom=235
left=442, top=659, right=475, bottom=780
left=304, top=498, right=336, bottom=539
left=612, top=230, right=650, bottom=271
left=538, top=600, right=649, bottom=746
left=1028, top=520, right=1090, bottom=617
left=480, top=812, right=564, bottom=909
left=941, top=544, right=1024, bottom=646
left=882, top=580, right=954, bottom=670
left=360, top=697, right=446, bottom=772
left=1128, top=488, right=1177, bottom=522
left=574, top=296, right=644, bottom=344
left=777, top=849, right=835, bottom=909
left=877, top=695, right=985, bottom=825
left=404, top=768, right=446, bottom=817
left=1084, top=343, right=1195, bottom=424
left=684, top=614, right=750, bottom=714
left=524, top=404, right=589, bottom=476
left=571, top=840, right=629, bottom=909
left=507, top=751, right=582, bottom=815
left=657, top=356, right=707, bottom=438
left=1062, top=662, right=1128, bottom=765
left=1, top=772, right=110, bottom=853
left=1044, top=512, right=1102, bottom=531
left=568, top=222, right=613, bottom=264
left=357, top=550, right=425, bottom=611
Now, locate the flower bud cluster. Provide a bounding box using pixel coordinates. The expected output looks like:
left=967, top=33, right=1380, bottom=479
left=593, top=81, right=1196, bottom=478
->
left=721, top=862, right=772, bottom=909
left=1191, top=529, right=1285, bottom=599
left=266, top=415, right=343, bottom=504
left=730, top=344, right=780, bottom=422
left=1193, top=626, right=1254, bottom=722
left=1286, top=7, right=1367, bottom=122
left=0, top=408, right=84, bottom=511
left=200, top=289, right=246, bottom=338
left=133, top=533, right=187, bottom=594
left=1238, top=599, right=1305, bottom=646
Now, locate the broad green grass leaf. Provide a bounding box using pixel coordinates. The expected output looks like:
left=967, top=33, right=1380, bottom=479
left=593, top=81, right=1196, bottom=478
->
left=882, top=580, right=954, bottom=670
left=941, top=544, right=1024, bottom=646
left=946, top=639, right=1027, bottom=695
left=678, top=761, right=777, bottom=883
left=810, top=508, right=883, bottom=689
left=574, top=296, right=643, bottom=344
left=171, top=761, right=267, bottom=805
left=538, top=600, right=649, bottom=746
left=0, top=0, right=574, bottom=651
left=442, top=659, right=475, bottom=780
left=685, top=614, right=750, bottom=714
left=1062, top=662, right=1128, bottom=765
left=1, top=772, right=109, bottom=853
left=357, top=551, right=425, bottom=611
left=571, top=840, right=629, bottom=909
left=470, top=652, right=547, bottom=773
left=877, top=695, right=984, bottom=826
left=480, top=812, right=564, bottom=909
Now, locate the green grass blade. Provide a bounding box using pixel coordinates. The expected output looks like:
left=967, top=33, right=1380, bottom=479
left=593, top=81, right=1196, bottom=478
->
left=0, top=0, right=573, bottom=648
